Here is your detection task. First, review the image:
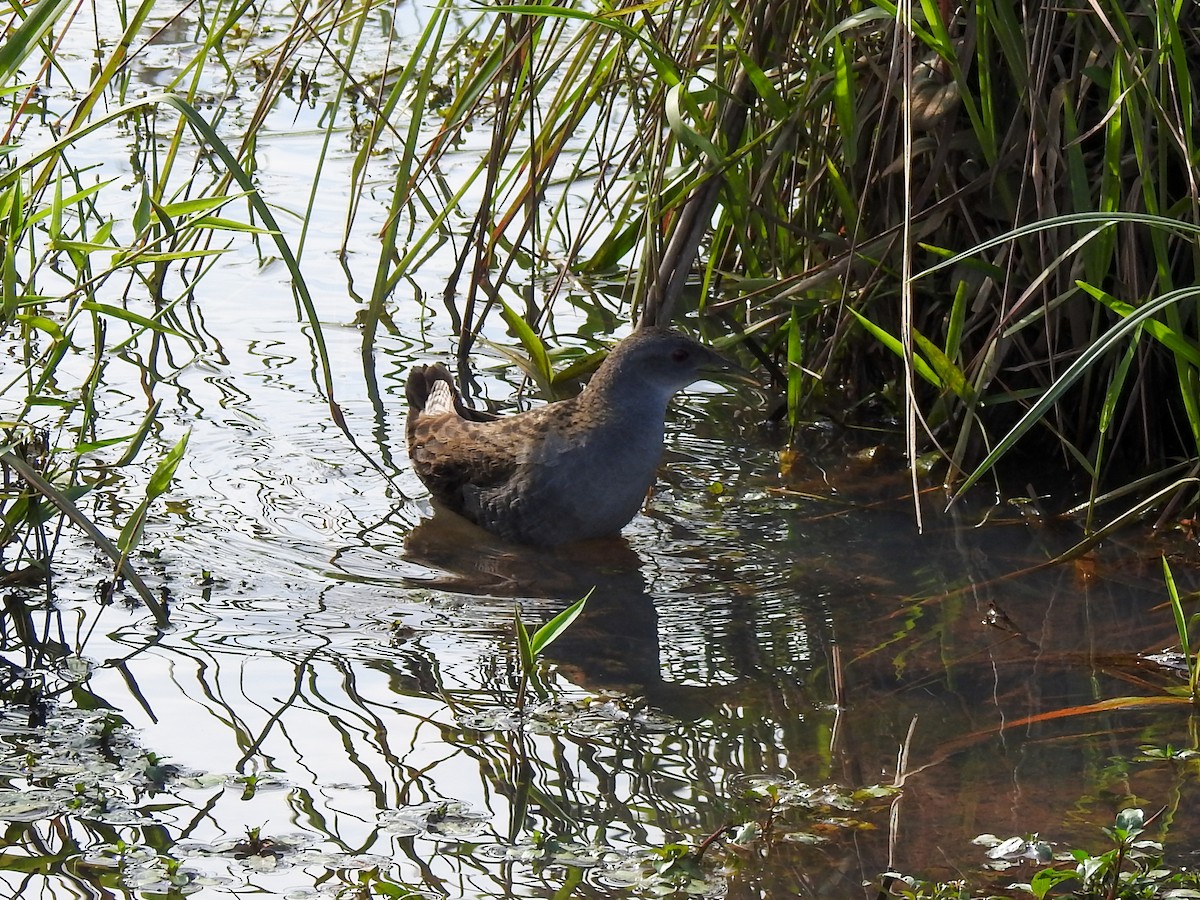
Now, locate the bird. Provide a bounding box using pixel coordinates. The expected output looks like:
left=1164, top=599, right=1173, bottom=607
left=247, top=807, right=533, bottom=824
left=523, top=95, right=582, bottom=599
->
left=405, top=326, right=753, bottom=546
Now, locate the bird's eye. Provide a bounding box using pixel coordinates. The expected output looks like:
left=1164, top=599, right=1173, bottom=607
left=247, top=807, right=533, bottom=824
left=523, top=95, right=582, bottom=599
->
left=670, top=348, right=691, bottom=363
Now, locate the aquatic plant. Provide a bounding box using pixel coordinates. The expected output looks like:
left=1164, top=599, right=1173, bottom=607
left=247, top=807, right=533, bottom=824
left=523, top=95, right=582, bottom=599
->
left=1163, top=556, right=1200, bottom=705
left=514, top=588, right=591, bottom=710
left=884, top=809, right=1200, bottom=899
left=1023, top=808, right=1198, bottom=900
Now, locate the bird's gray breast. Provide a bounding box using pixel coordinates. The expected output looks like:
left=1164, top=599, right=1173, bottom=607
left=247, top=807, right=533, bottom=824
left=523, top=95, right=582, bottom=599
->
left=469, top=415, right=665, bottom=545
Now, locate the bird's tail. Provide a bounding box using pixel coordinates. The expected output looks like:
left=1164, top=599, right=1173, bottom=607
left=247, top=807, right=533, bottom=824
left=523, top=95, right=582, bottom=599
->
left=406, top=363, right=457, bottom=415
left=405, top=363, right=496, bottom=423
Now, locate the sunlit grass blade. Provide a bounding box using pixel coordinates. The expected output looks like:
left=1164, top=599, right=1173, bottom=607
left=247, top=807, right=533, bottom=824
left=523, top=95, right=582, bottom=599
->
left=514, top=590, right=591, bottom=708
left=847, top=308, right=941, bottom=388
left=497, top=301, right=554, bottom=395
left=1162, top=557, right=1200, bottom=701
left=79, top=302, right=186, bottom=338
left=0, top=0, right=73, bottom=84
left=528, top=588, right=592, bottom=657
left=515, top=609, right=535, bottom=678
left=916, top=212, right=1200, bottom=281
left=1049, top=476, right=1200, bottom=564
left=118, top=429, right=191, bottom=562
left=110, top=400, right=162, bottom=467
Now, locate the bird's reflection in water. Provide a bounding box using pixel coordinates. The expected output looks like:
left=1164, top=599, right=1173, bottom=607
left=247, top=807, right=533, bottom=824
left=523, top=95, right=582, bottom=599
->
left=403, top=507, right=731, bottom=716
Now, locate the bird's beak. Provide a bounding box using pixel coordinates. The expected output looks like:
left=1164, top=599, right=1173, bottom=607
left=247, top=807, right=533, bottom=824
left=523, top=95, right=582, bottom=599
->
left=699, top=349, right=761, bottom=389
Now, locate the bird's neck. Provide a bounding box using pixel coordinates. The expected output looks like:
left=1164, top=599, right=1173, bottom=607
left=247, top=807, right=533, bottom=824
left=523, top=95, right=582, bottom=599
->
left=578, top=374, right=674, bottom=432
left=581, top=355, right=676, bottom=415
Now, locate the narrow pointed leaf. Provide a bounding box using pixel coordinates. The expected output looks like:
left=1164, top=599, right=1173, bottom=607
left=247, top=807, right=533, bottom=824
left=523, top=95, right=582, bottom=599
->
left=529, top=588, right=593, bottom=656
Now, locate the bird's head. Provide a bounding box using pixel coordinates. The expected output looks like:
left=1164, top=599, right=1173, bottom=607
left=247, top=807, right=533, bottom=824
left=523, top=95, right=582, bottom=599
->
left=586, top=326, right=757, bottom=405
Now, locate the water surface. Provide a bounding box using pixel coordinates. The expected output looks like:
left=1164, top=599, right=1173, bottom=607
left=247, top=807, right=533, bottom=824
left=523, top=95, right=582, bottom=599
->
left=3, top=3, right=1200, bottom=898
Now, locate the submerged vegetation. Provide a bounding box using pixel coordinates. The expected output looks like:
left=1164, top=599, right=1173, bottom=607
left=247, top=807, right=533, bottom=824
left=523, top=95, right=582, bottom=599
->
left=889, top=808, right=1200, bottom=899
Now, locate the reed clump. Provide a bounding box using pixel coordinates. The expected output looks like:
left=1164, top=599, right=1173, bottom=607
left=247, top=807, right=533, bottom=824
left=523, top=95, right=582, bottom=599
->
left=380, top=0, right=1200, bottom=532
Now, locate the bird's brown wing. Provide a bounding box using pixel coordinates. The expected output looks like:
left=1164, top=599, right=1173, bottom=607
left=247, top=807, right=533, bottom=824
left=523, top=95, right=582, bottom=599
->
left=406, top=400, right=582, bottom=518
left=406, top=363, right=511, bottom=512
left=408, top=413, right=508, bottom=513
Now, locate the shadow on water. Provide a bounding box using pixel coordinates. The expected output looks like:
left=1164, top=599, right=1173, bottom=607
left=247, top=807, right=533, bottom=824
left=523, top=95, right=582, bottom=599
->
left=6, top=312, right=1200, bottom=899
left=401, top=509, right=740, bottom=712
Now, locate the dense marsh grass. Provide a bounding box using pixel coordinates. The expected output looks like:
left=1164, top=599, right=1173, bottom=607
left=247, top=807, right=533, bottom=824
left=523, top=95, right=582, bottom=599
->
left=371, top=0, right=1200, bottom=534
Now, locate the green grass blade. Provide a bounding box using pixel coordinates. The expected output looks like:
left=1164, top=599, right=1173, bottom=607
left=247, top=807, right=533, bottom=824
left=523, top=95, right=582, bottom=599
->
left=916, top=212, right=1200, bottom=281
left=0, top=0, right=73, bottom=84
left=848, top=308, right=942, bottom=388
left=954, top=284, right=1200, bottom=499
left=515, top=608, right=535, bottom=675
left=912, top=330, right=972, bottom=402
left=111, top=400, right=162, bottom=468
left=786, top=312, right=803, bottom=433
left=0, top=450, right=166, bottom=625
left=146, top=429, right=190, bottom=500
left=1163, top=556, right=1188, bottom=658
left=1079, top=282, right=1200, bottom=369
left=831, top=35, right=858, bottom=165
left=497, top=301, right=554, bottom=394
left=529, top=588, right=593, bottom=657
left=80, top=301, right=186, bottom=338
left=118, top=430, right=191, bottom=558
